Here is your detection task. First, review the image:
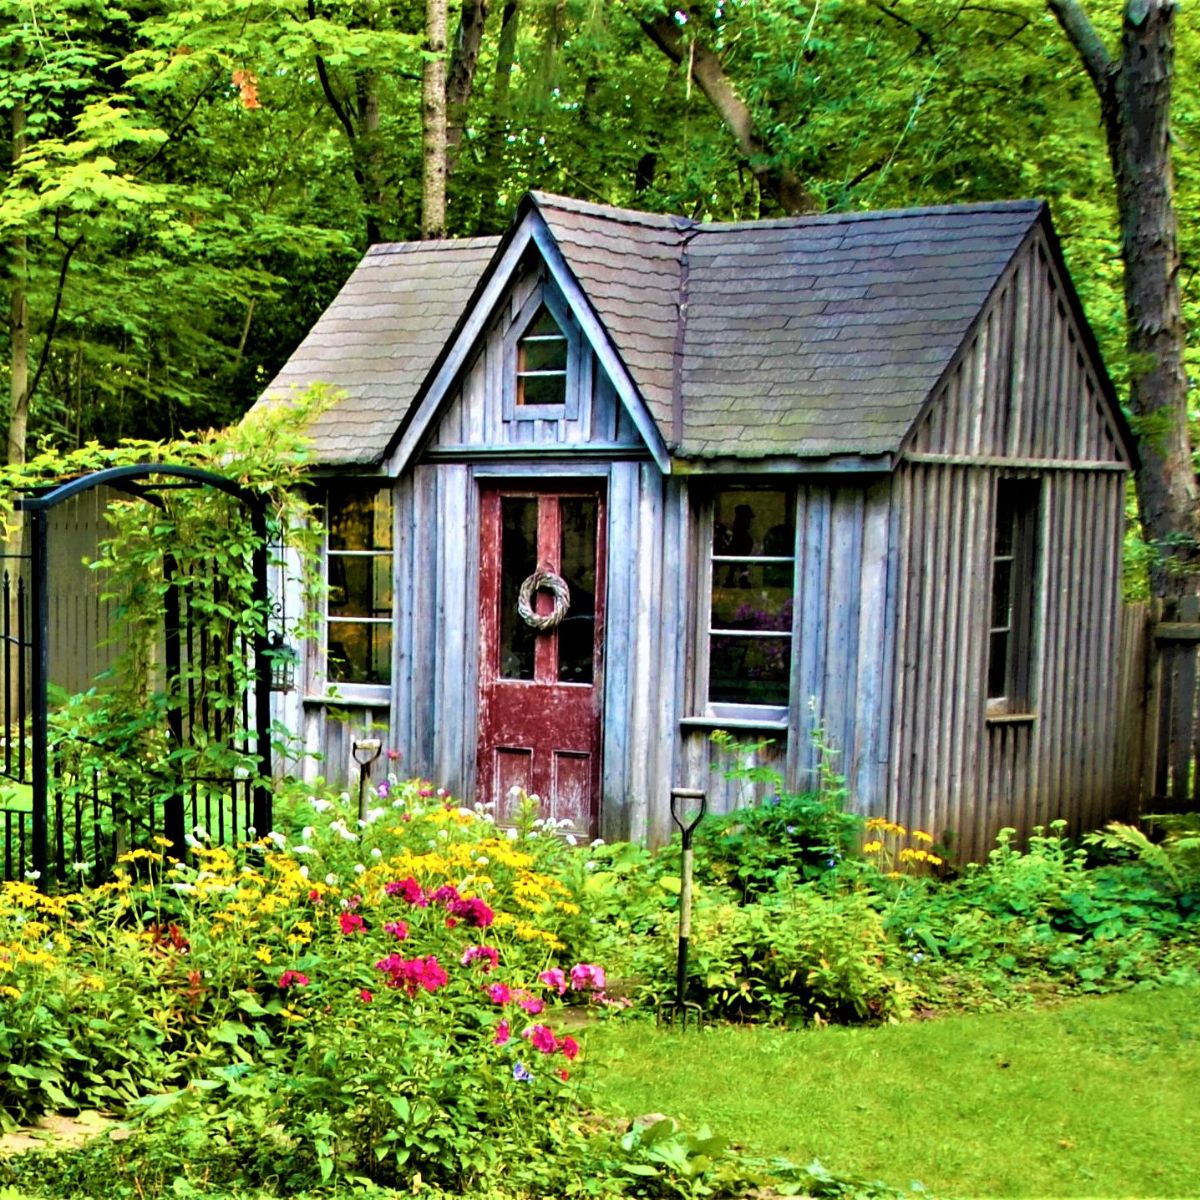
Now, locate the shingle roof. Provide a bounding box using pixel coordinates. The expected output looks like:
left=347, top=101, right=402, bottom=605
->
left=255, top=194, right=1045, bottom=467
left=251, top=236, right=500, bottom=467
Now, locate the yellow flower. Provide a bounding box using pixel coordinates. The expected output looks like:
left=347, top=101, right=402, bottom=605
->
left=913, top=830, right=934, bottom=845
left=117, top=849, right=164, bottom=865
left=255, top=946, right=273, bottom=964
left=928, top=854, right=944, bottom=866
left=862, top=840, right=883, bottom=854
left=0, top=985, right=21, bottom=999
left=865, top=817, right=888, bottom=832
left=153, top=836, right=175, bottom=848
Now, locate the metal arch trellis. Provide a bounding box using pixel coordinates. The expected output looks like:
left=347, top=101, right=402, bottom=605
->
left=2, top=463, right=274, bottom=887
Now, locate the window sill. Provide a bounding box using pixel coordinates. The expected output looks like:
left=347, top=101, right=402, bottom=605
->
left=984, top=712, right=1036, bottom=725
left=303, top=687, right=390, bottom=708
left=680, top=715, right=789, bottom=733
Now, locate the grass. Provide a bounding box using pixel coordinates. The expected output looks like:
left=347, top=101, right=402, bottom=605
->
left=586, top=985, right=1200, bottom=1199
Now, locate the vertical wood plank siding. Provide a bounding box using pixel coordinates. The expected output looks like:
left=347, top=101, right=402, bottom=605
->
left=894, top=231, right=1129, bottom=859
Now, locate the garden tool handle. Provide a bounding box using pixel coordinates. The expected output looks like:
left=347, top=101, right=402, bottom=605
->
left=670, top=787, right=707, bottom=849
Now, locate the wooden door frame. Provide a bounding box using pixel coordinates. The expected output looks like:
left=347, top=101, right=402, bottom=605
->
left=476, top=479, right=607, bottom=833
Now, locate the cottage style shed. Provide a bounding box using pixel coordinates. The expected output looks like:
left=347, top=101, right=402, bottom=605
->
left=256, top=192, right=1136, bottom=862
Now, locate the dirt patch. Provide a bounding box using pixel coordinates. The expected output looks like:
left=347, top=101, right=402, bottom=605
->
left=0, top=1110, right=130, bottom=1156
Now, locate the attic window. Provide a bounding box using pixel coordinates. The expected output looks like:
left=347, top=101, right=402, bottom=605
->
left=516, top=306, right=568, bottom=407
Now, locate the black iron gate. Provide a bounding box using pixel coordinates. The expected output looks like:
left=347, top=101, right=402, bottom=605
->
left=0, top=464, right=274, bottom=886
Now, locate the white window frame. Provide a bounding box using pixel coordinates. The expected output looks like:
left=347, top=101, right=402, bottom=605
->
left=691, top=484, right=797, bottom=727
left=316, top=484, right=394, bottom=704
left=501, top=282, right=585, bottom=423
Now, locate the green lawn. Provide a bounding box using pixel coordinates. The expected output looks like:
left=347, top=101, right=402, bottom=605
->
left=586, top=986, right=1200, bottom=1199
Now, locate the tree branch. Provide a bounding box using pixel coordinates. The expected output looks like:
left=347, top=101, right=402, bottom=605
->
left=867, top=0, right=936, bottom=55
left=27, top=220, right=83, bottom=411
left=308, top=0, right=358, bottom=145
left=641, top=8, right=819, bottom=214
left=447, top=0, right=489, bottom=165
left=1047, top=0, right=1117, bottom=102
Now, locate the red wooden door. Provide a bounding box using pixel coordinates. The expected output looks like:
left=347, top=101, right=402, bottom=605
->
left=478, top=486, right=605, bottom=836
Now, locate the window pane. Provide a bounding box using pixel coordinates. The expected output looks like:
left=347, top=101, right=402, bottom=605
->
left=712, top=490, right=794, bottom=558
left=990, top=559, right=1012, bottom=628
left=519, top=337, right=568, bottom=373
left=709, top=634, right=790, bottom=707
left=711, top=571, right=793, bottom=632
left=500, top=497, right=538, bottom=680
left=527, top=306, right=561, bottom=338
left=329, top=554, right=392, bottom=618
left=558, top=497, right=597, bottom=683
left=329, top=490, right=392, bottom=551
left=987, top=629, right=1009, bottom=699
left=518, top=373, right=566, bottom=407
left=328, top=621, right=392, bottom=685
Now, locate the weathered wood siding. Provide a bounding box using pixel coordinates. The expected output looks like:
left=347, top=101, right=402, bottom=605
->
left=891, top=465, right=1125, bottom=861
left=893, top=229, right=1130, bottom=861
left=907, top=231, right=1127, bottom=465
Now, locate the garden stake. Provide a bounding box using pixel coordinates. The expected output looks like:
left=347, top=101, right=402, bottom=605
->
left=669, top=786, right=706, bottom=1027
left=352, top=738, right=382, bottom=820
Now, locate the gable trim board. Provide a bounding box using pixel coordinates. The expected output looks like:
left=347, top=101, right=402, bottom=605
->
left=256, top=191, right=1136, bottom=858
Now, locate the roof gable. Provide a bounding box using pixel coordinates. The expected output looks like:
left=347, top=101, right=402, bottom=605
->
left=253, top=192, right=1123, bottom=472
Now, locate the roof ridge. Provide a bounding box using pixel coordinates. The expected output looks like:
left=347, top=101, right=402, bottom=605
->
left=699, top=199, right=1044, bottom=234
left=530, top=190, right=693, bottom=232
left=367, top=235, right=502, bottom=256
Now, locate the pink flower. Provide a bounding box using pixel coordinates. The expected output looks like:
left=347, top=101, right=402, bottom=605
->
left=523, top=1024, right=559, bottom=1054
left=493, top=1019, right=511, bottom=1046
left=486, top=982, right=512, bottom=1005
left=431, top=884, right=462, bottom=906
left=453, top=896, right=495, bottom=928
left=308, top=889, right=322, bottom=904
left=560, top=1035, right=580, bottom=1061
left=377, top=780, right=391, bottom=799
left=559, top=1069, right=570, bottom=1081
left=539, top=968, right=568, bottom=996
left=518, top=992, right=545, bottom=1016
left=384, top=877, right=428, bottom=907
left=445, top=916, right=459, bottom=929
left=375, top=954, right=448, bottom=996
left=461, top=945, right=500, bottom=973
left=386, top=749, right=403, bottom=763
left=278, top=970, right=309, bottom=989
left=383, top=920, right=409, bottom=941
left=339, top=912, right=366, bottom=935
left=570, top=963, right=606, bottom=992
left=359, top=988, right=373, bottom=1003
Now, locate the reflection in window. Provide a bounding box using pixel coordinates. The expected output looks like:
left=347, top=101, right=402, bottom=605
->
left=326, top=489, right=393, bottom=685
left=516, top=306, right=568, bottom=407
left=558, top=497, right=597, bottom=683
left=708, top=488, right=795, bottom=708
left=499, top=497, right=538, bottom=680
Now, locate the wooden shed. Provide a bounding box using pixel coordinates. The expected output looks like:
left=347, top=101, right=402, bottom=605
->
left=255, top=192, right=1136, bottom=862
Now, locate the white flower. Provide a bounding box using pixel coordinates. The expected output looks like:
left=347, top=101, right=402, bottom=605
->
left=247, top=826, right=257, bottom=838
left=310, top=797, right=332, bottom=813
left=436, top=788, right=447, bottom=797
left=299, top=865, right=310, bottom=879
left=565, top=835, right=577, bottom=847
left=301, top=826, right=315, bottom=841
left=325, top=873, right=338, bottom=886
left=532, top=818, right=546, bottom=828
left=73, top=861, right=89, bottom=873
left=456, top=807, right=473, bottom=819
left=170, top=882, right=196, bottom=894
left=365, top=807, right=385, bottom=824
left=338, top=792, right=351, bottom=804
left=392, top=798, right=405, bottom=808
left=437, top=829, right=448, bottom=840
left=185, top=834, right=202, bottom=850
left=193, top=826, right=209, bottom=841
left=590, top=838, right=605, bottom=848
left=506, top=827, right=519, bottom=841
left=507, top=784, right=522, bottom=798
left=330, top=819, right=358, bottom=842
left=267, top=831, right=287, bottom=849
left=370, top=848, right=382, bottom=859
left=23, top=870, right=40, bottom=882
left=293, top=844, right=314, bottom=855
left=353, top=863, right=366, bottom=875
left=476, top=856, right=489, bottom=866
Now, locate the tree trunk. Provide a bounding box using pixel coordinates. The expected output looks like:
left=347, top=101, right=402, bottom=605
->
left=1049, top=0, right=1196, bottom=600
left=422, top=0, right=449, bottom=239
left=641, top=7, right=819, bottom=216
left=7, top=99, right=28, bottom=469
left=446, top=0, right=489, bottom=173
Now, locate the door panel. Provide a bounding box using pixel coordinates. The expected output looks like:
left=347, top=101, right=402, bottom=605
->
left=478, top=485, right=605, bottom=836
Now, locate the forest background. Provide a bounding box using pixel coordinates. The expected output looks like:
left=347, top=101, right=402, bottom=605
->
left=0, top=0, right=1195, bottom=585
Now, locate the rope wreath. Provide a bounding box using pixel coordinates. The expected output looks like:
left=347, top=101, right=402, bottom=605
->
left=517, top=567, right=571, bottom=631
